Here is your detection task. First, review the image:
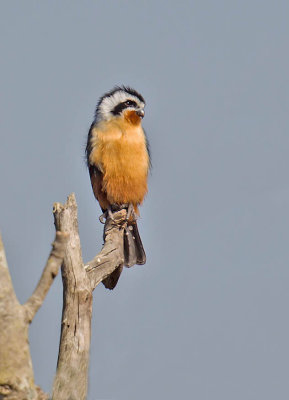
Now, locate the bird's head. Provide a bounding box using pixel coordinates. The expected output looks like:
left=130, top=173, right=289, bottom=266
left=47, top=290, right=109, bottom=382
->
left=95, top=86, right=145, bottom=125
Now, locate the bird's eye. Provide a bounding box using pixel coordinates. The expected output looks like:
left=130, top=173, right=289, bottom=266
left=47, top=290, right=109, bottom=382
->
left=125, top=100, right=135, bottom=107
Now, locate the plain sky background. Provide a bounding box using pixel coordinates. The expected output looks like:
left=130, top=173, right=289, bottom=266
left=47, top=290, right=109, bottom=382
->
left=1, top=1, right=289, bottom=399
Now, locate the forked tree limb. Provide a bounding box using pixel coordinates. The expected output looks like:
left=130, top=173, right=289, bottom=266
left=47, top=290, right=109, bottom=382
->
left=52, top=193, right=127, bottom=400
left=52, top=194, right=92, bottom=400
left=0, top=193, right=128, bottom=400
left=0, top=231, right=68, bottom=400
left=23, top=231, right=69, bottom=323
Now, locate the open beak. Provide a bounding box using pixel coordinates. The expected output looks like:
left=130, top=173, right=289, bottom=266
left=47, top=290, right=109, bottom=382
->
left=136, top=109, right=145, bottom=118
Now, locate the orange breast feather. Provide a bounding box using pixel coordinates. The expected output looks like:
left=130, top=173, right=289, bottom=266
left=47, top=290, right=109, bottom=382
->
left=89, top=119, right=149, bottom=208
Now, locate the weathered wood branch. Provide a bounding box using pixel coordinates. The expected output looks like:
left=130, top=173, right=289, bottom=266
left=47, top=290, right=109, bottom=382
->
left=0, top=231, right=67, bottom=400
left=52, top=194, right=127, bottom=400
left=85, top=209, right=126, bottom=289
left=23, top=231, right=69, bottom=323
left=52, top=194, right=93, bottom=400
left=1, top=193, right=129, bottom=400
left=0, top=233, right=19, bottom=309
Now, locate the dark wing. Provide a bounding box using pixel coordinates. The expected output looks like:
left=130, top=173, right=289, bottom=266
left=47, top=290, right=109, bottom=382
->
left=143, top=128, right=152, bottom=170
left=86, top=123, right=109, bottom=211
left=85, top=122, right=94, bottom=167
left=89, top=165, right=108, bottom=212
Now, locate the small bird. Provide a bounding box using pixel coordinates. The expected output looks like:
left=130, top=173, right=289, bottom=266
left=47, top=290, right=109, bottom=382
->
left=86, top=86, right=150, bottom=289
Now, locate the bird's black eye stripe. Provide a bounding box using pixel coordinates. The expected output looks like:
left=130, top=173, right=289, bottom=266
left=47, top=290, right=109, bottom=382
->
left=125, top=100, right=137, bottom=107
left=112, top=100, right=137, bottom=115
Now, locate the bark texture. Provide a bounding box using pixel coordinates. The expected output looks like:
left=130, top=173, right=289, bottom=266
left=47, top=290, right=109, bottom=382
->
left=52, top=195, right=93, bottom=400
left=0, top=193, right=129, bottom=400
left=52, top=194, right=127, bottom=400
left=0, top=231, right=67, bottom=400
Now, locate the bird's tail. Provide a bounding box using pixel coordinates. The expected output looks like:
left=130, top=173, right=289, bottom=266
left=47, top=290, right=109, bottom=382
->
left=124, top=221, right=146, bottom=267
left=102, top=265, right=124, bottom=290
left=102, top=220, right=146, bottom=290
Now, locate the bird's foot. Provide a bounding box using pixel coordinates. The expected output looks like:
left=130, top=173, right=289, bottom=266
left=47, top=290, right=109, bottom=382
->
left=99, top=204, right=136, bottom=224
left=99, top=211, right=107, bottom=224
left=107, top=205, right=115, bottom=220
left=99, top=205, right=116, bottom=224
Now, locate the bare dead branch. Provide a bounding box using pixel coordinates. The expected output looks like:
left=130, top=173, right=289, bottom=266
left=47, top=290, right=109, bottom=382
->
left=0, top=192, right=131, bottom=400
left=52, top=194, right=93, bottom=400
left=52, top=194, right=128, bottom=400
left=0, top=234, right=50, bottom=400
left=23, top=231, right=69, bottom=323
left=0, top=233, right=20, bottom=308
left=85, top=208, right=126, bottom=289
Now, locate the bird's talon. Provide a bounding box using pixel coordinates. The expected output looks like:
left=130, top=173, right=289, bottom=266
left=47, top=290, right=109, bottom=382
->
left=99, top=212, right=107, bottom=224
left=107, top=206, right=115, bottom=221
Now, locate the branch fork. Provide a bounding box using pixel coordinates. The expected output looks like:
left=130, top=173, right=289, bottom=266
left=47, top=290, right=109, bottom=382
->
left=0, top=193, right=128, bottom=400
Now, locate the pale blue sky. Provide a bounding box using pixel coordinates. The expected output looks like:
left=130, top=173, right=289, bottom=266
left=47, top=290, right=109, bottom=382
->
left=1, top=1, right=289, bottom=399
